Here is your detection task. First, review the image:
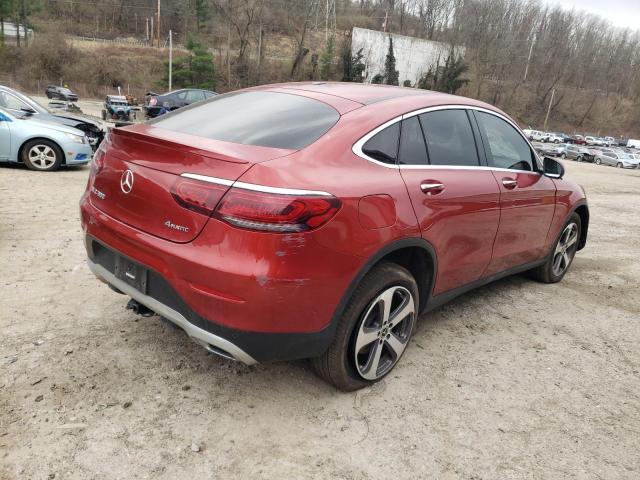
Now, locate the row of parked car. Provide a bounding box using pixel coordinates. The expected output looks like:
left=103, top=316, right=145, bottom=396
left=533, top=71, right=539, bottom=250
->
left=522, top=129, right=628, bottom=147
left=0, top=83, right=220, bottom=171
left=533, top=141, right=640, bottom=169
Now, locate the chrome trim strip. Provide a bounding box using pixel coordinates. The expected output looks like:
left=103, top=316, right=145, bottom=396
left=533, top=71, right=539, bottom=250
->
left=180, top=173, right=332, bottom=197
left=181, top=173, right=234, bottom=186
left=352, top=103, right=543, bottom=172
left=88, top=259, right=257, bottom=365
left=232, top=181, right=332, bottom=197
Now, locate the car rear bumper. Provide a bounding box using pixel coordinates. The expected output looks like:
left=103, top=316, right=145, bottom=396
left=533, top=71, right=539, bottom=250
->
left=79, top=193, right=363, bottom=362
left=84, top=234, right=340, bottom=363
left=87, top=256, right=257, bottom=364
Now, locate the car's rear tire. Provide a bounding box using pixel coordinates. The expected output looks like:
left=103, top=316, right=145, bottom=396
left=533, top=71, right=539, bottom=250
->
left=595, top=158, right=602, bottom=165
left=616, top=162, right=623, bottom=168
left=311, top=262, right=419, bottom=391
left=21, top=139, right=63, bottom=171
left=560, top=153, right=566, bottom=159
left=529, top=213, right=581, bottom=284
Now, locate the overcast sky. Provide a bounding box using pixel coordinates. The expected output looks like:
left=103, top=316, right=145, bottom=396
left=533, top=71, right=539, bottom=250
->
left=544, top=0, right=640, bottom=30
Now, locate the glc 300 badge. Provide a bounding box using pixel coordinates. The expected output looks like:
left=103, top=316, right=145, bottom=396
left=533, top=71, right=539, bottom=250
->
left=90, top=186, right=106, bottom=199
left=164, top=220, right=189, bottom=232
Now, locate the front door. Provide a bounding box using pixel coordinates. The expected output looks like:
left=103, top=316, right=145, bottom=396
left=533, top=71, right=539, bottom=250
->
left=472, top=110, right=557, bottom=275
left=398, top=109, right=501, bottom=295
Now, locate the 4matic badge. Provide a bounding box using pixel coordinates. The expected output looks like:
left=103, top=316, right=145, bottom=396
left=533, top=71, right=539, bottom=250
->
left=164, top=220, right=189, bottom=233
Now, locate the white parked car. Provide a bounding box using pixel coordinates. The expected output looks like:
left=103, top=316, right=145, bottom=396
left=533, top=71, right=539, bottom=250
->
left=585, top=136, right=604, bottom=146
left=547, top=133, right=564, bottom=143
left=523, top=129, right=548, bottom=142
left=604, top=136, right=616, bottom=147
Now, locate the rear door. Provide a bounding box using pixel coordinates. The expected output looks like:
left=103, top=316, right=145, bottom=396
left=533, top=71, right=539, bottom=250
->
left=398, top=108, right=501, bottom=295
left=472, top=110, right=556, bottom=275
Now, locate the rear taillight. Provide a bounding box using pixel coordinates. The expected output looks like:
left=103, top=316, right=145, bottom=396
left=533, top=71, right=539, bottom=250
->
left=90, top=149, right=105, bottom=176
left=170, top=178, right=228, bottom=216
left=149, top=97, right=157, bottom=106
left=215, top=188, right=341, bottom=233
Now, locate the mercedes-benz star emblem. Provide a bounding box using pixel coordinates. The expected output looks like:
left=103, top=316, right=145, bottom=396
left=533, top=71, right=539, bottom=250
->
left=120, top=169, right=134, bottom=194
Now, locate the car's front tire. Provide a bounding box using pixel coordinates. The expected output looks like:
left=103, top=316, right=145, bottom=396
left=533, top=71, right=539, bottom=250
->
left=312, top=262, right=419, bottom=391
left=529, top=213, right=581, bottom=284
left=21, top=139, right=63, bottom=171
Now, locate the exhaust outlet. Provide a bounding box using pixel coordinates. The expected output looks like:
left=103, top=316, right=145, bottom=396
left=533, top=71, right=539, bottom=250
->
left=126, top=298, right=155, bottom=317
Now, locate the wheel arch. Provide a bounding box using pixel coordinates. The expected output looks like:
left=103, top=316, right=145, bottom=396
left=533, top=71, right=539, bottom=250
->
left=330, top=237, right=438, bottom=330
left=573, top=203, right=589, bottom=251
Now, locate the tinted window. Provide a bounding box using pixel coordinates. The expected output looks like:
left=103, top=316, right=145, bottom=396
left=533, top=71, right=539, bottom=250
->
left=476, top=111, right=535, bottom=171
left=362, top=122, right=400, bottom=164
left=398, top=116, right=428, bottom=165
left=150, top=91, right=340, bottom=150
left=419, top=110, right=479, bottom=166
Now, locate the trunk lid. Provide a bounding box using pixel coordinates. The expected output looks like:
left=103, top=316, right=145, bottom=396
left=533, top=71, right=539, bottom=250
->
left=91, top=125, right=294, bottom=243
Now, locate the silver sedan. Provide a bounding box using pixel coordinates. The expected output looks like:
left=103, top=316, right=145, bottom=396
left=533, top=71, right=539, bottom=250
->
left=594, top=150, right=640, bottom=169
left=0, top=107, right=93, bottom=171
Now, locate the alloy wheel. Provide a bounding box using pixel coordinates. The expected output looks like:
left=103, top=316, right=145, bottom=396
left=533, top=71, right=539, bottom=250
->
left=353, top=286, right=415, bottom=381
left=28, top=144, right=57, bottom=170
left=552, top=223, right=579, bottom=277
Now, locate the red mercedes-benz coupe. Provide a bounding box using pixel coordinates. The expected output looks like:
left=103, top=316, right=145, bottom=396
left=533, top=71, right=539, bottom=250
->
left=80, top=82, right=588, bottom=390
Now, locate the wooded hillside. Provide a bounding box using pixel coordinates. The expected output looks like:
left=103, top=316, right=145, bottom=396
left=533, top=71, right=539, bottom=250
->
left=1, top=0, right=639, bottom=135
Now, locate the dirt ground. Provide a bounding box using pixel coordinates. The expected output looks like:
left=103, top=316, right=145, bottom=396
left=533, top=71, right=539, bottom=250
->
left=1, top=160, right=639, bottom=480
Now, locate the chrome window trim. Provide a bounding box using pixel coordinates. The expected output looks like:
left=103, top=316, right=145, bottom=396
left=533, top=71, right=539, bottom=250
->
left=180, top=173, right=332, bottom=197
left=352, top=104, right=543, bottom=174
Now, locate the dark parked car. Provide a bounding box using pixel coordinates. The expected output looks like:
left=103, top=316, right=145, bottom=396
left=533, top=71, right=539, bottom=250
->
left=45, top=85, right=78, bottom=102
left=81, top=82, right=589, bottom=391
left=0, top=85, right=103, bottom=149
left=144, top=88, right=216, bottom=118
left=562, top=144, right=595, bottom=162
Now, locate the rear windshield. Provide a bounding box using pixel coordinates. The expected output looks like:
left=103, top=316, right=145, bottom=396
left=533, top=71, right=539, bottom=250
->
left=149, top=91, right=340, bottom=149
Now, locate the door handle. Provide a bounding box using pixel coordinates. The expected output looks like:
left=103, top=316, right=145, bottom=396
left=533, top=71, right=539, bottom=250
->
left=502, top=178, right=518, bottom=189
left=420, top=182, right=445, bottom=194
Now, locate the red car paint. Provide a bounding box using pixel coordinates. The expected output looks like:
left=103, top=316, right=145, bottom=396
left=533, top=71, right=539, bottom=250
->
left=80, top=82, right=588, bottom=363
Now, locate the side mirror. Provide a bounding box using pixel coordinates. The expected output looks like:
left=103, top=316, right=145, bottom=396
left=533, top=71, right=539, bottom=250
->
left=543, top=156, right=565, bottom=179
left=21, top=106, right=37, bottom=115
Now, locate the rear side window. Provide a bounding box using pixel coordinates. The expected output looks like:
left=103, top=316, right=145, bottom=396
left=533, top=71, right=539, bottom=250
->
left=150, top=91, right=340, bottom=150
left=475, top=111, right=536, bottom=171
left=362, top=122, right=400, bottom=164
left=398, top=116, right=428, bottom=165
left=419, top=110, right=479, bottom=166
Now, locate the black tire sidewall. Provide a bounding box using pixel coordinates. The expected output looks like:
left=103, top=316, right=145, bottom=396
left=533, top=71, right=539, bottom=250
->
left=321, top=263, right=419, bottom=391
left=546, top=213, right=582, bottom=283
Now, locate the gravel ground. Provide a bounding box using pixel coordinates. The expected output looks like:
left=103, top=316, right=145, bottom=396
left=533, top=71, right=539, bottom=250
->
left=1, top=160, right=639, bottom=480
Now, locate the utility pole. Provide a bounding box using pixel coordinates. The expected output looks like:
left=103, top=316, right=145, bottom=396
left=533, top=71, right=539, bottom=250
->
left=523, top=33, right=536, bottom=83
left=168, top=30, right=172, bottom=91
left=325, top=0, right=328, bottom=42
left=543, top=87, right=556, bottom=131
left=156, top=0, right=161, bottom=48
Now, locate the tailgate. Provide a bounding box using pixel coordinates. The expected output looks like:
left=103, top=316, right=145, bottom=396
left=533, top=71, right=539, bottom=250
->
left=90, top=126, right=293, bottom=243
